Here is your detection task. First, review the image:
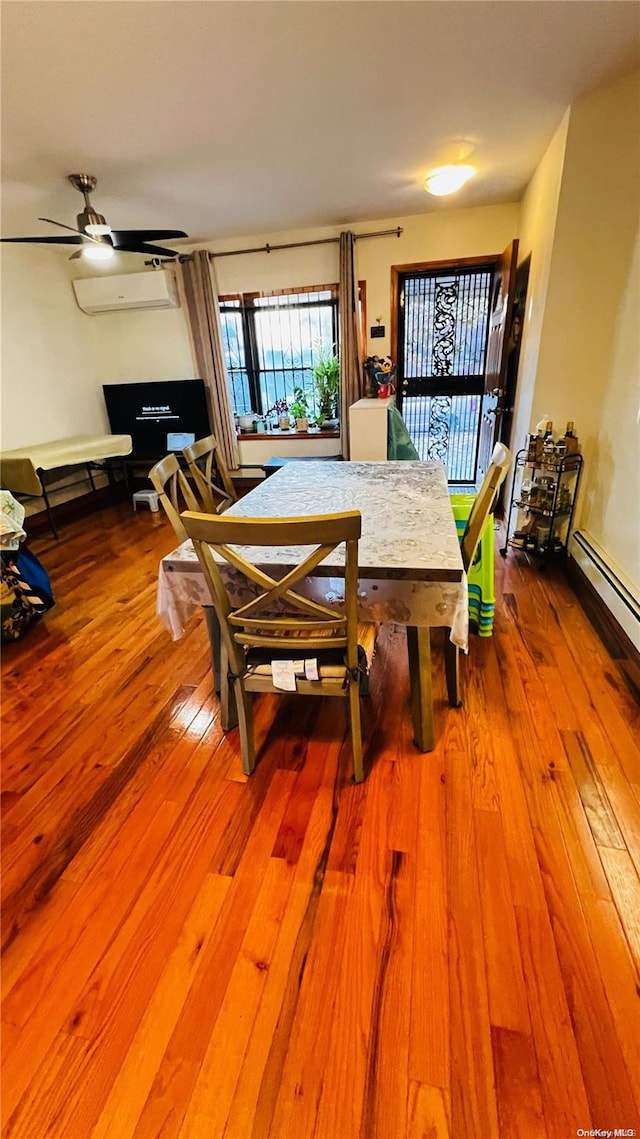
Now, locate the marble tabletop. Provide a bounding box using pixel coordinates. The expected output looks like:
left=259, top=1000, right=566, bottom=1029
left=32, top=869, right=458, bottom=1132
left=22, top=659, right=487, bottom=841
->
left=157, top=461, right=468, bottom=648
left=218, top=461, right=462, bottom=581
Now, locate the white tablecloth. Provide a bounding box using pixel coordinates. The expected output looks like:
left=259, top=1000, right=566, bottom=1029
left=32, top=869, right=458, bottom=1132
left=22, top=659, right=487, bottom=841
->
left=157, top=461, right=468, bottom=650
left=0, top=434, right=133, bottom=496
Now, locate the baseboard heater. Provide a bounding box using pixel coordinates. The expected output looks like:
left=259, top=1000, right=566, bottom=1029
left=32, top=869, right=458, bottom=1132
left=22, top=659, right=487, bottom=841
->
left=569, top=531, right=640, bottom=652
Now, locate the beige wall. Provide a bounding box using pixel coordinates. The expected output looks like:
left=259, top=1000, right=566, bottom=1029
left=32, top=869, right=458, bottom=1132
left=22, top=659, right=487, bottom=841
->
left=510, top=112, right=569, bottom=460
left=1, top=201, right=519, bottom=467
left=521, top=71, right=640, bottom=591
left=78, top=202, right=519, bottom=380
left=582, top=224, right=640, bottom=589
left=188, top=200, right=519, bottom=360
left=357, top=204, right=520, bottom=358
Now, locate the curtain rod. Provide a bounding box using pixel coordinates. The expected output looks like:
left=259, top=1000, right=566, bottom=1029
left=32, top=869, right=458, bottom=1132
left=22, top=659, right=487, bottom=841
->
left=175, top=226, right=403, bottom=263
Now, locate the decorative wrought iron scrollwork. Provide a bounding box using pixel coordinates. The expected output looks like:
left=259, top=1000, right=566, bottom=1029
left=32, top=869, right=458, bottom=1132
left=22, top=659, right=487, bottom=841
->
left=432, top=282, right=458, bottom=376
left=427, top=396, right=451, bottom=462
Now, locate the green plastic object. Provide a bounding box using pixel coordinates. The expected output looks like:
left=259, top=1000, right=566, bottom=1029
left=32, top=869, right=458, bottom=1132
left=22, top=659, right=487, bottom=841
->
left=387, top=403, right=420, bottom=460
left=450, top=493, right=495, bottom=637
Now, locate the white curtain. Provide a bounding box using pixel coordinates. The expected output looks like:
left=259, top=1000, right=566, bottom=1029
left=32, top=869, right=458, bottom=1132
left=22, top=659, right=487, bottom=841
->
left=338, top=232, right=363, bottom=458
left=178, top=250, right=240, bottom=471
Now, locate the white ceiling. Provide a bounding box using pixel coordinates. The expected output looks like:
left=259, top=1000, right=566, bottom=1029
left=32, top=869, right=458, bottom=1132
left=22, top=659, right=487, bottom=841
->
left=2, top=1, right=639, bottom=245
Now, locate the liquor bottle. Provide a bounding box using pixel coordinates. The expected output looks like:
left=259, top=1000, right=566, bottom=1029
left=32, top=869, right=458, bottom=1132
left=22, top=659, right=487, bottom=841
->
left=562, top=420, right=579, bottom=454
left=542, top=421, right=555, bottom=458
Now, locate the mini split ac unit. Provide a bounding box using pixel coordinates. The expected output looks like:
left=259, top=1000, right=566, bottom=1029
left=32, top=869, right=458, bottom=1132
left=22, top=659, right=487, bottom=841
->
left=72, top=269, right=180, bottom=314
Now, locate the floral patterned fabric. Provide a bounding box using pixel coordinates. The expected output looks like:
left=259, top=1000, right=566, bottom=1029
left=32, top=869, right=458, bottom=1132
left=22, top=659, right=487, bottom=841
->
left=156, top=460, right=468, bottom=650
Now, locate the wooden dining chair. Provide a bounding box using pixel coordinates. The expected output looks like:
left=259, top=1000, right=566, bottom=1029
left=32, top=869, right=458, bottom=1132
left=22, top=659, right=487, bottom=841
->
left=445, top=441, right=513, bottom=704
left=182, top=435, right=237, bottom=515
left=149, top=453, right=201, bottom=543
left=180, top=509, right=377, bottom=782
left=149, top=453, right=225, bottom=695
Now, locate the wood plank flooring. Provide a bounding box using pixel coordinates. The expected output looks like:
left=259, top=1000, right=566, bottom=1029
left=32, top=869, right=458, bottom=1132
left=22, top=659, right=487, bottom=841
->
left=1, top=501, right=639, bottom=1138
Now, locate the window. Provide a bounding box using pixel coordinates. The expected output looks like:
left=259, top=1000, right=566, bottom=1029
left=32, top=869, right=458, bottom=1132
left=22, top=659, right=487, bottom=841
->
left=219, top=286, right=338, bottom=418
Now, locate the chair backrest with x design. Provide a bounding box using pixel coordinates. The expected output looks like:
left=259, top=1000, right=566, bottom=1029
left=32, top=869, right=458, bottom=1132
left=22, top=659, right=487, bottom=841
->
left=182, top=435, right=237, bottom=515
left=149, top=454, right=201, bottom=543
left=181, top=510, right=362, bottom=682
left=182, top=509, right=370, bottom=782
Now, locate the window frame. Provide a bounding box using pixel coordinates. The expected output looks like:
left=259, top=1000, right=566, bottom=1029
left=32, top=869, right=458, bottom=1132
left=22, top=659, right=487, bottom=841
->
left=219, top=284, right=339, bottom=417
left=219, top=281, right=367, bottom=417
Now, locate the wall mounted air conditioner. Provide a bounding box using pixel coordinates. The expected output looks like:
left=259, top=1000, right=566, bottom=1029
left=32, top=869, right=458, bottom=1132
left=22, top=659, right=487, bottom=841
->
left=72, top=269, right=180, bottom=314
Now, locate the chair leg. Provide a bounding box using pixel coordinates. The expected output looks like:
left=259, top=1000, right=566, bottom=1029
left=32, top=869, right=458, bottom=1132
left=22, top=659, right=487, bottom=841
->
left=204, top=606, right=221, bottom=695
left=220, top=643, right=238, bottom=731
left=407, top=626, right=435, bottom=751
left=234, top=680, right=256, bottom=776
left=444, top=638, right=462, bottom=707
left=348, top=682, right=364, bottom=784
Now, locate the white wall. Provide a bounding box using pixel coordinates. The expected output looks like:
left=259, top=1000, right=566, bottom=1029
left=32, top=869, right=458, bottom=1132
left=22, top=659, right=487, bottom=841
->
left=0, top=246, right=107, bottom=449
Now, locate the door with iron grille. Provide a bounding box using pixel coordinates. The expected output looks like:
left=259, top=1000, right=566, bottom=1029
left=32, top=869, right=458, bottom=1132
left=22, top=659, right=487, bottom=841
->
left=395, top=262, right=494, bottom=483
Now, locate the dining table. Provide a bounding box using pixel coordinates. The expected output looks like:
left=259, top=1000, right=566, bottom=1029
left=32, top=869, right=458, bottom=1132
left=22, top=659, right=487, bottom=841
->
left=156, top=459, right=468, bottom=751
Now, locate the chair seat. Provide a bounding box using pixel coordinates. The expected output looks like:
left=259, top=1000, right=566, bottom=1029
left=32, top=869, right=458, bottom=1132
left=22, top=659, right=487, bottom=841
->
left=244, top=621, right=378, bottom=680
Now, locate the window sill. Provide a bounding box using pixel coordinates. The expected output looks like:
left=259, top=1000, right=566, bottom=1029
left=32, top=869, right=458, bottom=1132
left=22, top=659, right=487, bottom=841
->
left=237, top=428, right=340, bottom=441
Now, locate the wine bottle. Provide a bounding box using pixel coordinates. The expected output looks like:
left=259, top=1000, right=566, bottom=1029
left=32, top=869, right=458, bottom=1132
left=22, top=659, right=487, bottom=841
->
left=542, top=421, right=555, bottom=458
left=562, top=420, right=579, bottom=454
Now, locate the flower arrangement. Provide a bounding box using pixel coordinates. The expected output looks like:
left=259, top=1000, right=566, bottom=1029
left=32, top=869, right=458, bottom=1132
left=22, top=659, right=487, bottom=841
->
left=364, top=355, right=397, bottom=396
left=264, top=398, right=290, bottom=419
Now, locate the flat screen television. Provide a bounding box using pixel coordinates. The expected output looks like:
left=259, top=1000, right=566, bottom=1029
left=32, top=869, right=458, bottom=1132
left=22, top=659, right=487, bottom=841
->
left=103, top=379, right=211, bottom=459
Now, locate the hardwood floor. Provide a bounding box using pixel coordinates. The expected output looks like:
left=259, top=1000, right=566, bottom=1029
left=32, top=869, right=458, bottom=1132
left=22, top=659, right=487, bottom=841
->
left=1, top=501, right=639, bottom=1138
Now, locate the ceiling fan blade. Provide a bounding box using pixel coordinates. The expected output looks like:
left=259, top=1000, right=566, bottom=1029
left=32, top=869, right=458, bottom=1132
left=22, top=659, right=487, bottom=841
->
left=112, top=241, right=181, bottom=257
left=38, top=217, right=98, bottom=241
left=110, top=229, right=187, bottom=246
left=1, top=235, right=85, bottom=245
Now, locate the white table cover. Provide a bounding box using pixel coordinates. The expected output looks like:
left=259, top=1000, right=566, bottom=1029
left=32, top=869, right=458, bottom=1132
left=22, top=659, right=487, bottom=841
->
left=0, top=434, right=133, bottom=497
left=157, top=461, right=468, bottom=650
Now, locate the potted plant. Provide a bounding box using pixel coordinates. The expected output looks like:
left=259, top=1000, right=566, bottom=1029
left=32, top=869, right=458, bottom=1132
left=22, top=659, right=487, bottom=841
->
left=313, top=347, right=340, bottom=429
left=289, top=386, right=310, bottom=431
left=264, top=398, right=290, bottom=431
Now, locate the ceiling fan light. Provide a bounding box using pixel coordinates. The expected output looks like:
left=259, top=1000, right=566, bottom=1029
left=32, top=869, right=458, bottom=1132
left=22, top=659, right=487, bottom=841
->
left=425, top=164, right=476, bottom=196
left=85, top=223, right=111, bottom=236
left=83, top=243, right=114, bottom=263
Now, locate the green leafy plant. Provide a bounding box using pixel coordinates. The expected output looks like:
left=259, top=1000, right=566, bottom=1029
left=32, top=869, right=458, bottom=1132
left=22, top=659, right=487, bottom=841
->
left=289, top=386, right=310, bottom=421
left=312, top=346, right=340, bottom=421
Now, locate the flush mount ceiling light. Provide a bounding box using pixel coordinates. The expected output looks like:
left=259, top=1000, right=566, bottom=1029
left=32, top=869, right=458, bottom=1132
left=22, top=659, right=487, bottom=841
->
left=425, top=164, right=476, bottom=196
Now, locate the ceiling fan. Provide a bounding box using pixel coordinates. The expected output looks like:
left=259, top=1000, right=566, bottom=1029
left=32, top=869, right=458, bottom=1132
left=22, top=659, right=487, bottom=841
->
left=0, top=174, right=188, bottom=261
